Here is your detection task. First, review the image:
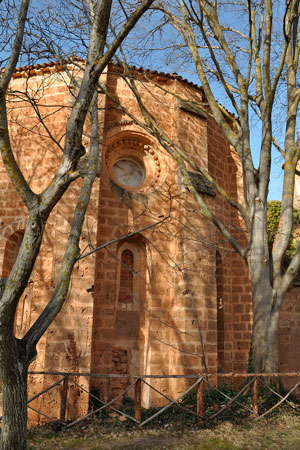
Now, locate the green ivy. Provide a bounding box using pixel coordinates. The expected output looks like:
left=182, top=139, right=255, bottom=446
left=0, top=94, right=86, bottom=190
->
left=267, top=201, right=299, bottom=261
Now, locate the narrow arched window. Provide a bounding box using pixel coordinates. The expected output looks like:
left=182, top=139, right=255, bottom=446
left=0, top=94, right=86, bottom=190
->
left=118, top=249, right=134, bottom=303
left=2, top=230, right=24, bottom=278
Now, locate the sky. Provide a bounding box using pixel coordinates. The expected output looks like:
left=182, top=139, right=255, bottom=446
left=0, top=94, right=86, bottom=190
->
left=0, top=0, right=289, bottom=201
left=124, top=3, right=291, bottom=202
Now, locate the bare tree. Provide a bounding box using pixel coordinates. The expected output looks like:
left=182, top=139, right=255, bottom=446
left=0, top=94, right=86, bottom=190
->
left=119, top=0, right=300, bottom=375
left=0, top=0, right=154, bottom=448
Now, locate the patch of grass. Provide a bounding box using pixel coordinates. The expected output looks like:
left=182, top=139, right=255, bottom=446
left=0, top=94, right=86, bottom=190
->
left=44, top=432, right=57, bottom=439
left=26, top=410, right=300, bottom=449
left=186, top=437, right=241, bottom=450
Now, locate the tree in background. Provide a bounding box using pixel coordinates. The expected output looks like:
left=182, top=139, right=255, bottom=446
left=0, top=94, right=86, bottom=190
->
left=0, top=1, right=154, bottom=448
left=116, top=0, right=300, bottom=374
left=267, top=201, right=299, bottom=263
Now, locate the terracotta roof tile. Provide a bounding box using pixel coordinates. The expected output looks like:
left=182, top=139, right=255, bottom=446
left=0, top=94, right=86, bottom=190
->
left=10, top=56, right=201, bottom=89
left=110, top=62, right=202, bottom=89
left=7, top=56, right=236, bottom=119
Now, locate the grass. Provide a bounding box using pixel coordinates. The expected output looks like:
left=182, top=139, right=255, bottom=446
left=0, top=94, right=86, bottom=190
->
left=28, top=383, right=300, bottom=449
left=27, top=409, right=300, bottom=449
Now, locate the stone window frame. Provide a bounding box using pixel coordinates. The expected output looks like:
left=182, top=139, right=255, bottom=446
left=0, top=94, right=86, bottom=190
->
left=115, top=241, right=142, bottom=312
left=105, top=133, right=162, bottom=193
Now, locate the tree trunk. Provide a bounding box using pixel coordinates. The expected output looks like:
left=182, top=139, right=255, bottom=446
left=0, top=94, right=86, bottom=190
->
left=252, top=306, right=281, bottom=374
left=0, top=336, right=28, bottom=450
left=250, top=255, right=286, bottom=375
left=249, top=258, right=280, bottom=374
left=264, top=307, right=281, bottom=374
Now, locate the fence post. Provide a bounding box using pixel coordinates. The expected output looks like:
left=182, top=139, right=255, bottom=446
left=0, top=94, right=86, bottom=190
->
left=252, top=377, right=258, bottom=416
left=197, top=378, right=205, bottom=422
left=134, top=378, right=142, bottom=422
left=60, top=375, right=69, bottom=423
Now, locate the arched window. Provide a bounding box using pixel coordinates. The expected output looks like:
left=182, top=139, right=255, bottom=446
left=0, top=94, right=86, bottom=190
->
left=118, top=250, right=134, bottom=303
left=1, top=230, right=31, bottom=339
left=113, top=239, right=146, bottom=384
left=2, top=230, right=24, bottom=278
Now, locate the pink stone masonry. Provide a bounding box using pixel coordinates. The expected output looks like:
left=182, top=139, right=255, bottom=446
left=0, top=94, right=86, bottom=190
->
left=2, top=62, right=295, bottom=422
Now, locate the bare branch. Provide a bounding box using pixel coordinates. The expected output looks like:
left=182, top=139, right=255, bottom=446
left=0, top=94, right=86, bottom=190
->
left=0, top=0, right=30, bottom=91
left=24, top=92, right=101, bottom=348
left=0, top=93, right=35, bottom=208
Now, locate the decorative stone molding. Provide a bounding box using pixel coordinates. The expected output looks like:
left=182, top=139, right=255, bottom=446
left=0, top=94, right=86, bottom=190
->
left=106, top=120, right=134, bottom=131
left=105, top=134, right=162, bottom=193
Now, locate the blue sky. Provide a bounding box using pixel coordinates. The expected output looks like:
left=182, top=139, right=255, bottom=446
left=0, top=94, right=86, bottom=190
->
left=125, top=5, right=289, bottom=202
left=161, top=69, right=285, bottom=201
left=0, top=1, right=285, bottom=201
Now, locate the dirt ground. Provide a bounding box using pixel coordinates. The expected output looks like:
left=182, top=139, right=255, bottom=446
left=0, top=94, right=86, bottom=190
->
left=27, top=411, right=300, bottom=450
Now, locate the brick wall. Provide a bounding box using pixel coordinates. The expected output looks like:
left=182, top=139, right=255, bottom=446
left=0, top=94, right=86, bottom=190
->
left=0, top=65, right=104, bottom=422
left=206, top=115, right=252, bottom=376
left=90, top=71, right=222, bottom=404
left=279, top=285, right=300, bottom=392
left=0, top=63, right=262, bottom=421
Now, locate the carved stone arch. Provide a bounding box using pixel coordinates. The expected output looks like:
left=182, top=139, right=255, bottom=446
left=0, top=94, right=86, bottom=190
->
left=104, top=131, right=164, bottom=193
left=0, top=219, right=27, bottom=240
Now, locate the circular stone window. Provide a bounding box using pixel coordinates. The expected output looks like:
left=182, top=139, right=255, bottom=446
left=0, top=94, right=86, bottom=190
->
left=113, top=158, right=146, bottom=188
left=105, top=135, right=162, bottom=192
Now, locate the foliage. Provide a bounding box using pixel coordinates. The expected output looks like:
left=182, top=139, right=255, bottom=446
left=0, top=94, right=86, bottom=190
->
left=119, top=384, right=250, bottom=424
left=267, top=201, right=299, bottom=261
left=88, top=389, right=108, bottom=416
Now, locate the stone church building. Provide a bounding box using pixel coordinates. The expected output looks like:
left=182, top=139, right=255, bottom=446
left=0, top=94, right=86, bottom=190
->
left=0, top=60, right=299, bottom=421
